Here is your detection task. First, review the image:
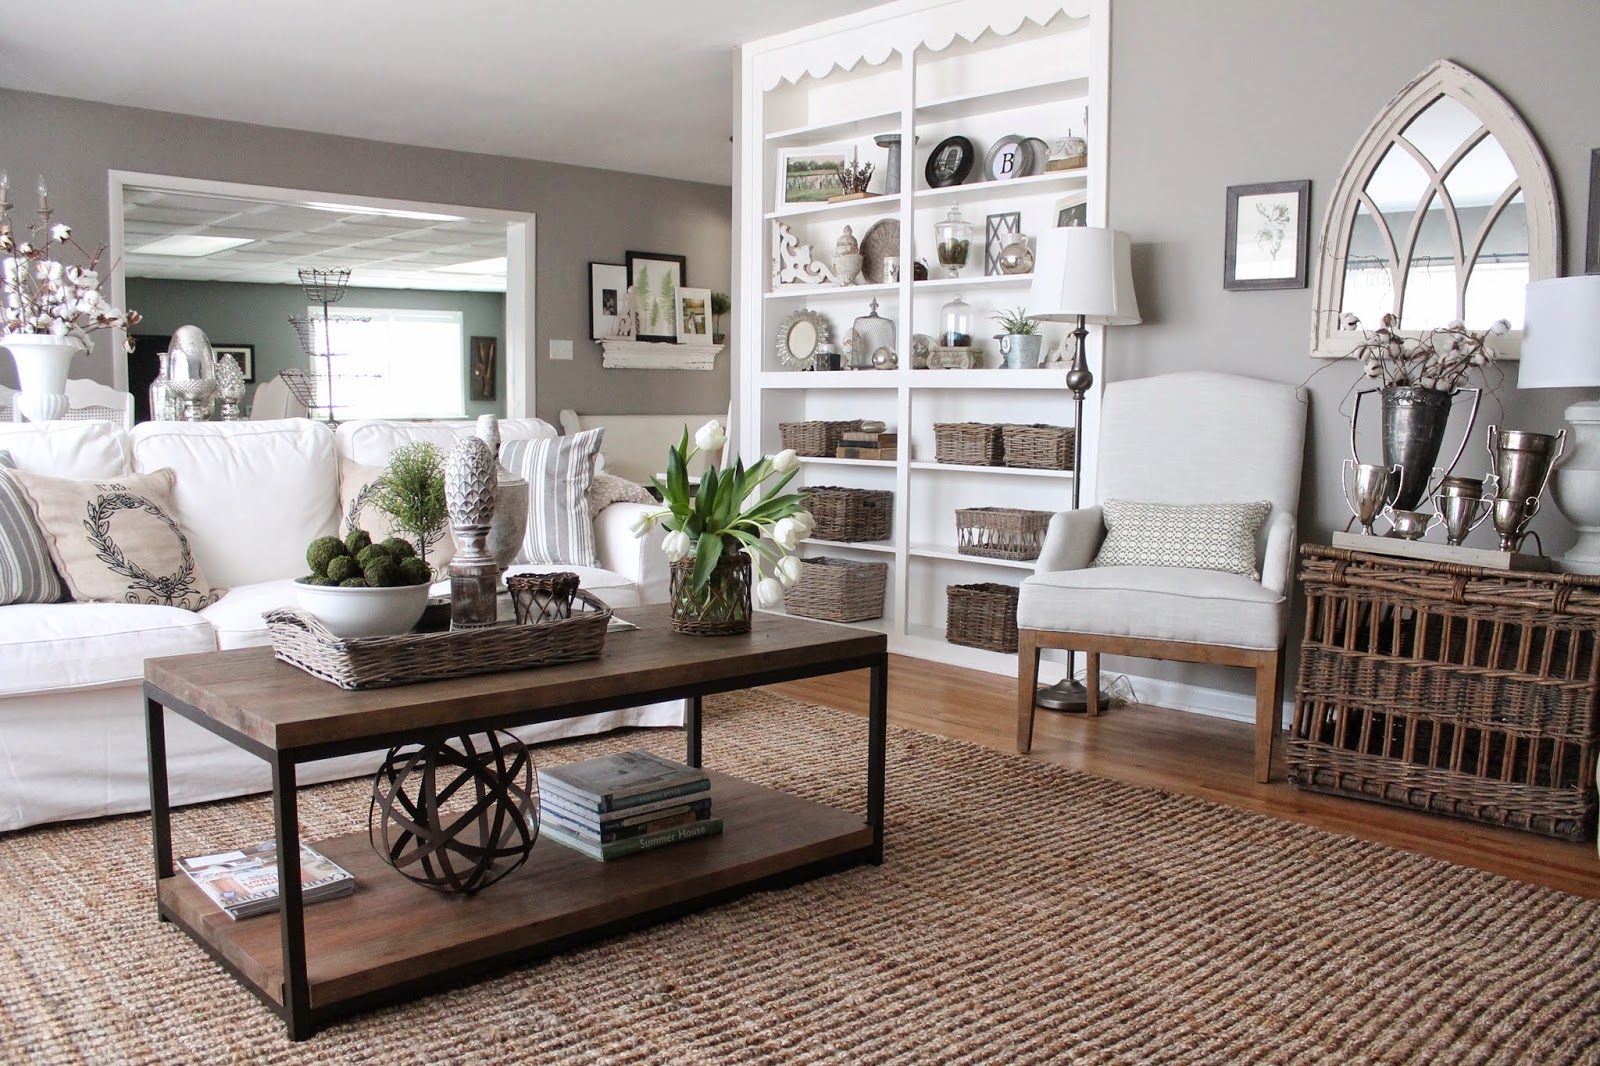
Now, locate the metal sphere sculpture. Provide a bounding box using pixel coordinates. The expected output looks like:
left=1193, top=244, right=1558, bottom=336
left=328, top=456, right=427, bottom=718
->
left=369, top=730, right=538, bottom=893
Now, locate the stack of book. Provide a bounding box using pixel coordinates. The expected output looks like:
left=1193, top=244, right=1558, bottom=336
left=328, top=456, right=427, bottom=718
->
left=836, top=429, right=897, bottom=460
left=537, top=750, right=721, bottom=861
left=178, top=840, right=355, bottom=921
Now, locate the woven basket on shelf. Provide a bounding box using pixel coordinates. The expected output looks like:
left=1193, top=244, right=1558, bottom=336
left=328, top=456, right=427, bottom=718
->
left=955, top=507, right=1053, bottom=560
left=780, top=420, right=864, bottom=457
left=1000, top=424, right=1074, bottom=470
left=946, top=583, right=1019, bottom=653
left=784, top=556, right=888, bottom=622
left=1290, top=544, right=1600, bottom=840
left=802, top=486, right=893, bottom=542
left=934, top=422, right=1003, bottom=466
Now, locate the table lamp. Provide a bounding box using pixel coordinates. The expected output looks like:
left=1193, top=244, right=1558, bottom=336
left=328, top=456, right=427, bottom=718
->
left=1519, top=274, right=1600, bottom=573
left=1026, top=226, right=1141, bottom=711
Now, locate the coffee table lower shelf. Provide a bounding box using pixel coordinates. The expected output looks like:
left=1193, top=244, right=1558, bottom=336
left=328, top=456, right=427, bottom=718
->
left=157, top=772, right=873, bottom=1020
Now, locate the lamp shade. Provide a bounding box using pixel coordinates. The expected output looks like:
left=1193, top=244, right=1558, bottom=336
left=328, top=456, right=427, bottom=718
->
left=1519, top=275, right=1600, bottom=388
left=1026, top=227, right=1140, bottom=325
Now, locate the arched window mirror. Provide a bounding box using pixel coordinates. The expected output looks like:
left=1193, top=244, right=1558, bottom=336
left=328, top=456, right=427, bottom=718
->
left=1310, top=60, right=1560, bottom=359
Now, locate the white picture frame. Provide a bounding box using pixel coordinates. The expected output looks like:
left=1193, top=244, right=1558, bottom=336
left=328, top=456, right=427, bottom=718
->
left=776, top=145, right=855, bottom=206
left=589, top=262, right=627, bottom=340
left=676, top=287, right=711, bottom=343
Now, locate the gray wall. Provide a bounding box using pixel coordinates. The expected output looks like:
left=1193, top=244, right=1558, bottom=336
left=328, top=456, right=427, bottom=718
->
left=1108, top=0, right=1600, bottom=704
left=0, top=89, right=732, bottom=425
left=126, top=279, right=507, bottom=418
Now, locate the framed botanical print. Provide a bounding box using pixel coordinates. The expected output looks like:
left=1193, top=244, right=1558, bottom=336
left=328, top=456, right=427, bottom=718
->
left=1224, top=180, right=1310, bottom=290
left=469, top=336, right=496, bottom=401
left=625, top=251, right=688, bottom=343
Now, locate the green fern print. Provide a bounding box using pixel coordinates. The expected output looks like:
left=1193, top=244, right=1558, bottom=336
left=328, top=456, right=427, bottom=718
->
left=634, top=267, right=654, bottom=329
left=658, top=271, right=676, bottom=334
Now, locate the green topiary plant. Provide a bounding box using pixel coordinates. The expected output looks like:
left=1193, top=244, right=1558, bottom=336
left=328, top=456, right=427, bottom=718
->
left=370, top=443, right=447, bottom=569
left=991, top=306, right=1041, bottom=336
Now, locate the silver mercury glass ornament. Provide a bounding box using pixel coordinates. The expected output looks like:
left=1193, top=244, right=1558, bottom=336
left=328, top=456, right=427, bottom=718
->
left=167, top=324, right=218, bottom=421
left=444, top=436, right=499, bottom=629
left=214, top=354, right=246, bottom=420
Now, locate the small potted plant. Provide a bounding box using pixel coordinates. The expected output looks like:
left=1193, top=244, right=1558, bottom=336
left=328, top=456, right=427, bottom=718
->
left=992, top=307, right=1043, bottom=369
left=710, top=291, right=731, bottom=344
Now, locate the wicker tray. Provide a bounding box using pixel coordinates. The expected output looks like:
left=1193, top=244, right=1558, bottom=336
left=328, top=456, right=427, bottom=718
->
left=1289, top=544, right=1600, bottom=839
left=802, top=486, right=893, bottom=542
left=265, top=590, right=612, bottom=690
left=780, top=420, right=863, bottom=457
left=934, top=422, right=1003, bottom=466
left=785, top=556, right=888, bottom=622
left=946, top=583, right=1019, bottom=653
left=1000, top=423, right=1074, bottom=470
left=956, top=507, right=1052, bottom=560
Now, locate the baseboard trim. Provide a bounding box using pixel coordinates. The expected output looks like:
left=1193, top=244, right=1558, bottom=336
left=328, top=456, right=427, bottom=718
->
left=1112, top=671, right=1290, bottom=729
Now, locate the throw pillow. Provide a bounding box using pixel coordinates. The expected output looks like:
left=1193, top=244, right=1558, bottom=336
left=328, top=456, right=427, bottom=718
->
left=1090, top=499, right=1272, bottom=579
left=588, top=471, right=654, bottom=519
left=8, top=467, right=221, bottom=609
left=339, top=460, right=455, bottom=576
left=502, top=428, right=604, bottom=567
left=0, top=450, right=67, bottom=606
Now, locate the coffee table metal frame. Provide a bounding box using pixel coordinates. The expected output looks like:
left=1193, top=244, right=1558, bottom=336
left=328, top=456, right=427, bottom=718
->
left=144, top=608, right=887, bottom=1041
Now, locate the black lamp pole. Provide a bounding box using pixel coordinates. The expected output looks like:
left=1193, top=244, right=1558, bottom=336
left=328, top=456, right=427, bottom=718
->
left=1034, top=314, right=1093, bottom=713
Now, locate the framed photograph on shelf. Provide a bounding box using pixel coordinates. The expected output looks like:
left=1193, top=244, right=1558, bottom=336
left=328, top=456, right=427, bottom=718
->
left=469, top=336, right=497, bottom=401
left=589, top=262, right=627, bottom=339
left=777, top=145, right=853, bottom=205
left=676, top=287, right=711, bottom=343
left=1054, top=192, right=1087, bottom=228
left=1224, top=179, right=1310, bottom=291
left=212, top=344, right=255, bottom=383
left=924, top=136, right=974, bottom=189
left=625, top=251, right=688, bottom=343
left=985, top=212, right=1022, bottom=275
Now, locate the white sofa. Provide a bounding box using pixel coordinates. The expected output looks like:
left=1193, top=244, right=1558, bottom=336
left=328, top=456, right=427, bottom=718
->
left=0, top=416, right=673, bottom=832
left=558, top=409, right=725, bottom=487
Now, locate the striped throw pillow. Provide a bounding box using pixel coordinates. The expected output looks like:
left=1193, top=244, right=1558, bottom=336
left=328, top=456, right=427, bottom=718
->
left=0, top=450, right=67, bottom=605
left=502, top=428, right=605, bottom=567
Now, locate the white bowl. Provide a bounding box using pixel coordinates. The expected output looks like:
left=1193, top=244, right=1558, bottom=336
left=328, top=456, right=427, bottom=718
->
left=293, top=581, right=430, bottom=639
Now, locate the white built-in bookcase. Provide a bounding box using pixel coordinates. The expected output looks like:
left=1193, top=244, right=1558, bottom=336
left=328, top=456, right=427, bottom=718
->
left=735, top=0, right=1109, bottom=675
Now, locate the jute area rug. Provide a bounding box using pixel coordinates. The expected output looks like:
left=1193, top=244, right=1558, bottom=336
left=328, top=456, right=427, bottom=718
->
left=1, top=691, right=1597, bottom=1065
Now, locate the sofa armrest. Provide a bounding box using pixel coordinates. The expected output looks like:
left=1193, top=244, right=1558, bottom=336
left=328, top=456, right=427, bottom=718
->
left=1033, top=506, right=1106, bottom=573
left=594, top=502, right=669, bottom=605
left=1260, top=509, right=1297, bottom=595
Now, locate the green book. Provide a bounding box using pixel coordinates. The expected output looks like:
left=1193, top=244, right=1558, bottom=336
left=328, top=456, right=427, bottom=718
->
left=541, top=817, right=724, bottom=861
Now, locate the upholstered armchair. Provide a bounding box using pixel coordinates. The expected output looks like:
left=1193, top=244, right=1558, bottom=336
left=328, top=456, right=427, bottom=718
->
left=1015, top=371, right=1308, bottom=781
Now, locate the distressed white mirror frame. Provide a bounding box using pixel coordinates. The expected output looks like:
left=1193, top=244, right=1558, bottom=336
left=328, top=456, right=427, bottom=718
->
left=1310, top=59, right=1561, bottom=360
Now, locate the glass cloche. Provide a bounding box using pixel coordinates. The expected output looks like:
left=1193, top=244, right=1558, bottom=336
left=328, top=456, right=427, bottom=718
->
left=934, top=206, right=973, bottom=278
left=939, top=294, right=973, bottom=347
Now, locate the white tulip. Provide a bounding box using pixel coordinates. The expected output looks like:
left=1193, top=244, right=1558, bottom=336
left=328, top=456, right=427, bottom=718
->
left=772, top=517, right=804, bottom=550
left=771, top=448, right=799, bottom=473
left=628, top=511, right=658, bottom=538
left=694, top=420, right=726, bottom=452
left=756, top=577, right=784, bottom=608
left=777, top=555, right=804, bottom=587
left=793, top=510, right=817, bottom=534
left=662, top=530, right=691, bottom=561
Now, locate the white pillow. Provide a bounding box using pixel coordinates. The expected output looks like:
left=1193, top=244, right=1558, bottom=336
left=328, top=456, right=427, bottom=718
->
left=1090, top=499, right=1271, bottom=579
left=502, top=428, right=605, bottom=567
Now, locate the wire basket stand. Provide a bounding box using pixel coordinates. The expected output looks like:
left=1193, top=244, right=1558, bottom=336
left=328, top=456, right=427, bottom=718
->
left=287, top=267, right=369, bottom=423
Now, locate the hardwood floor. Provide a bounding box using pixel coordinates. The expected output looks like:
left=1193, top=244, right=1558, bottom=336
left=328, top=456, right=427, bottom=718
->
left=768, top=655, right=1600, bottom=899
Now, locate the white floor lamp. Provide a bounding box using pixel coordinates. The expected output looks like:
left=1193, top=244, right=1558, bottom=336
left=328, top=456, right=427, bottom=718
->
left=1520, top=274, right=1600, bottom=573
left=1025, top=227, right=1141, bottom=712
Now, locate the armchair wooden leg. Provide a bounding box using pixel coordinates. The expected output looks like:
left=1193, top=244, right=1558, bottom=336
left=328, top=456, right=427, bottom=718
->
left=1253, top=650, right=1280, bottom=783
left=1016, top=630, right=1041, bottom=754
left=1084, top=652, right=1101, bottom=717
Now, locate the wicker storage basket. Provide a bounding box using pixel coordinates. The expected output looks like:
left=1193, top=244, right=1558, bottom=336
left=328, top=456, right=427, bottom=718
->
left=1000, top=423, right=1074, bottom=470
left=802, top=486, right=893, bottom=542
left=780, top=420, right=864, bottom=457
left=946, top=583, right=1020, bottom=653
left=1290, top=544, right=1600, bottom=840
left=934, top=423, right=1003, bottom=465
left=785, top=556, right=888, bottom=622
left=956, top=507, right=1053, bottom=560
left=265, top=590, right=612, bottom=690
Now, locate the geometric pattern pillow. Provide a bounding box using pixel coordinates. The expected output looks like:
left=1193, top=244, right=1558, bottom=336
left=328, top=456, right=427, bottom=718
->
left=587, top=471, right=653, bottom=519
left=1090, top=499, right=1271, bottom=580
left=501, top=428, right=604, bottom=567
left=0, top=450, right=67, bottom=606
left=6, top=466, right=221, bottom=610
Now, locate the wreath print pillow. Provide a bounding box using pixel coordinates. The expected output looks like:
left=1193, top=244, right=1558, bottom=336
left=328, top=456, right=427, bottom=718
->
left=9, top=467, right=221, bottom=610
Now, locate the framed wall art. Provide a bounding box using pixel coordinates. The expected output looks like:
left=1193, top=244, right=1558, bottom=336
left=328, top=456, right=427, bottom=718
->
left=1223, top=179, right=1310, bottom=291
left=924, top=136, right=974, bottom=188
left=469, top=336, right=497, bottom=401
left=676, top=287, right=711, bottom=343
left=624, top=251, right=687, bottom=343
left=589, top=262, right=627, bottom=339
left=985, top=212, right=1022, bottom=275
left=1054, top=191, right=1087, bottom=228
left=212, top=344, right=255, bottom=383
left=777, top=145, right=853, bottom=205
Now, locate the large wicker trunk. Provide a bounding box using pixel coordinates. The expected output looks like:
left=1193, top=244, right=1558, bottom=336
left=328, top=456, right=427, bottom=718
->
left=1289, top=544, right=1600, bottom=840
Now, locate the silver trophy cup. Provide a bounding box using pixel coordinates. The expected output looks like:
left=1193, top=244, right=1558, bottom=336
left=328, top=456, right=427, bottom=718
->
left=1432, top=475, right=1494, bottom=547
left=1388, top=509, right=1440, bottom=541
left=1486, top=426, right=1565, bottom=552
left=1343, top=459, right=1404, bottom=536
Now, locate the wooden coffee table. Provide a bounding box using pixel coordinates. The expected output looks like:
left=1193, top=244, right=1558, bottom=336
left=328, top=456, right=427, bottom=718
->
left=144, top=606, right=887, bottom=1041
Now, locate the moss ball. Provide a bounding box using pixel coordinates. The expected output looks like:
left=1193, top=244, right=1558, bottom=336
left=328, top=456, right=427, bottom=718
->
left=398, top=556, right=432, bottom=586
left=306, top=536, right=347, bottom=575
left=364, top=558, right=401, bottom=588
left=345, top=528, right=373, bottom=556
left=325, top=555, right=358, bottom=583
left=356, top=544, right=391, bottom=570
left=300, top=574, right=336, bottom=587
left=379, top=536, right=417, bottom=559
left=338, top=577, right=368, bottom=588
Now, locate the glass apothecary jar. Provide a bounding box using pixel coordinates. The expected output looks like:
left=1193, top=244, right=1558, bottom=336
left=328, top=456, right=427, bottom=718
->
left=939, top=294, right=973, bottom=347
left=934, top=206, right=972, bottom=278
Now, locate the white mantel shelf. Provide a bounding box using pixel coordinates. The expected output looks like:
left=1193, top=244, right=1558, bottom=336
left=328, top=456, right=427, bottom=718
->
left=600, top=340, right=724, bottom=370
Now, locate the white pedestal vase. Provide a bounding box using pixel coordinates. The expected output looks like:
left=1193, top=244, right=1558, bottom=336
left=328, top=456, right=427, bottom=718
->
left=2, top=333, right=83, bottom=423
left=1552, top=400, right=1600, bottom=574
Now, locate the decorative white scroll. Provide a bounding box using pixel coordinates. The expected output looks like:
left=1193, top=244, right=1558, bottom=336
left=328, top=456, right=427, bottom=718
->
left=771, top=221, right=838, bottom=288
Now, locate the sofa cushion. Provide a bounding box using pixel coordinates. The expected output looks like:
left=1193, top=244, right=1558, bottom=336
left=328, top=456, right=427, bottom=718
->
left=503, top=428, right=604, bottom=567
left=1017, top=565, right=1286, bottom=651
left=200, top=578, right=300, bottom=650
left=334, top=418, right=556, bottom=468
left=589, top=471, right=654, bottom=518
left=0, top=420, right=128, bottom=478
left=9, top=467, right=222, bottom=610
left=0, top=451, right=65, bottom=606
left=339, top=459, right=454, bottom=576
left=0, top=601, right=217, bottom=696
left=130, top=419, right=340, bottom=589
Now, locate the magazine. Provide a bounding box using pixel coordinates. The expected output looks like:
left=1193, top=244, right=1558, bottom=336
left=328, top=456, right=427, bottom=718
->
left=178, top=841, right=355, bottom=921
